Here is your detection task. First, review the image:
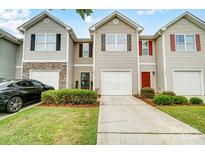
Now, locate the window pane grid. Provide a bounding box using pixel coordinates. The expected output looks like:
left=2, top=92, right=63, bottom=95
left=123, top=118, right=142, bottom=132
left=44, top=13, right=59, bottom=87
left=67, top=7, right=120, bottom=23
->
left=175, top=34, right=195, bottom=51
left=142, top=40, right=149, bottom=55
left=106, top=34, right=127, bottom=51
left=35, top=34, right=56, bottom=51
left=83, top=43, right=89, bottom=58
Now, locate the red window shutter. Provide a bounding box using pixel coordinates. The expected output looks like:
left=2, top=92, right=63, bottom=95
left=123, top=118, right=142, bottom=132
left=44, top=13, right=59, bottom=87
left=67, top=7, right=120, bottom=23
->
left=195, top=34, right=201, bottom=51
left=139, top=40, right=142, bottom=56
left=170, top=34, right=175, bottom=51
left=148, top=40, right=153, bottom=56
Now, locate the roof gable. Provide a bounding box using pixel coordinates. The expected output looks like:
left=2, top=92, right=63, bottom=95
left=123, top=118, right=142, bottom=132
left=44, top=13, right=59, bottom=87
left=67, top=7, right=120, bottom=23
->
left=17, top=11, right=72, bottom=32
left=89, top=11, right=143, bottom=32
left=154, top=11, right=205, bottom=38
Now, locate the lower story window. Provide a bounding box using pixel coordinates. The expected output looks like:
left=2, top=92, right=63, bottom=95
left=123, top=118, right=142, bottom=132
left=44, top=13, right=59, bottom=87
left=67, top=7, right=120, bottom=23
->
left=81, top=72, right=90, bottom=89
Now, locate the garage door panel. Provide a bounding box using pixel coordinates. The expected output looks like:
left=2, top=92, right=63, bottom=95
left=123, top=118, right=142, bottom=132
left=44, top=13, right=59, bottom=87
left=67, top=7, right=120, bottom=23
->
left=30, top=71, right=59, bottom=89
left=174, top=71, right=202, bottom=95
left=102, top=71, right=132, bottom=95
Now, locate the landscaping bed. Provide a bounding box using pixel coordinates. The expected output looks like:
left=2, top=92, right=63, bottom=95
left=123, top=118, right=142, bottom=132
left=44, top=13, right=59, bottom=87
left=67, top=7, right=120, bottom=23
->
left=0, top=106, right=99, bottom=144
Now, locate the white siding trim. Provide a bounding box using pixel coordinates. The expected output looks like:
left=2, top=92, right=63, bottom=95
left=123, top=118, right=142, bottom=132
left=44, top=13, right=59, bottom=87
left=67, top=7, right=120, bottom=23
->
left=136, top=31, right=141, bottom=94
left=74, top=64, right=93, bottom=67
left=162, top=33, right=167, bottom=91
left=172, top=69, right=204, bottom=96
left=23, top=60, right=68, bottom=62
left=140, top=63, right=156, bottom=66
left=21, top=32, right=26, bottom=79
left=66, top=32, right=69, bottom=88
left=16, top=66, right=22, bottom=68
left=93, top=33, right=96, bottom=91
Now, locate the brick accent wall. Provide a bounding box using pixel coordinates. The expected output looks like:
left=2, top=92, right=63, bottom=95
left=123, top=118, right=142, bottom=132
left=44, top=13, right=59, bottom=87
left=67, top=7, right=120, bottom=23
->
left=22, top=62, right=67, bottom=89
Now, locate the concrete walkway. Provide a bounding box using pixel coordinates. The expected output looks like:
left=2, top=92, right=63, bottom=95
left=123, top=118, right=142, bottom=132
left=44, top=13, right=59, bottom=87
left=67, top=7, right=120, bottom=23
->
left=97, top=96, right=205, bottom=145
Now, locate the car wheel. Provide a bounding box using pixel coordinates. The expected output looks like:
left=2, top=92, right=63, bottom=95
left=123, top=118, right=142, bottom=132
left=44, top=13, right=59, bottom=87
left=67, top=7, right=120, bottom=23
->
left=6, top=97, right=23, bottom=113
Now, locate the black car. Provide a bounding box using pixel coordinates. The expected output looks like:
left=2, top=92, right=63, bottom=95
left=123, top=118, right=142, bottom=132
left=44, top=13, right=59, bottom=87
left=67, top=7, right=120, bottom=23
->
left=0, top=79, right=54, bottom=113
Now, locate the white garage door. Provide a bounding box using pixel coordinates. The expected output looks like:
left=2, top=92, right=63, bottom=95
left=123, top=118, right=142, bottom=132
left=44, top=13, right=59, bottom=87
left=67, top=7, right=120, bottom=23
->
left=101, top=71, right=132, bottom=95
left=174, top=71, right=202, bottom=95
left=30, top=71, right=59, bottom=89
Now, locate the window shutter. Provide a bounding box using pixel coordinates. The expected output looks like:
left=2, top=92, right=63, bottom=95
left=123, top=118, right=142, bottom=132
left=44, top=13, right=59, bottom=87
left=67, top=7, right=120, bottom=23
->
left=195, top=34, right=201, bottom=51
left=56, top=34, right=61, bottom=51
left=79, top=43, right=83, bottom=57
left=148, top=40, right=153, bottom=56
left=89, top=44, right=93, bottom=57
left=139, top=40, right=142, bottom=56
left=101, top=34, right=106, bottom=51
left=127, top=34, right=131, bottom=51
left=30, top=34, right=35, bottom=51
left=170, top=34, right=175, bottom=51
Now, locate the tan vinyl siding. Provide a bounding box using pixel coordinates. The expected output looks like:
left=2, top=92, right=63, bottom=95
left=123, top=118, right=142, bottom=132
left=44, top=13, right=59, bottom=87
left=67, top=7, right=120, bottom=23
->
left=73, top=66, right=93, bottom=89
left=0, top=38, right=17, bottom=79
left=74, top=42, right=93, bottom=64
left=24, top=17, right=67, bottom=61
left=139, top=39, right=156, bottom=63
left=155, top=36, right=165, bottom=92
left=164, top=18, right=205, bottom=93
left=94, top=17, right=139, bottom=94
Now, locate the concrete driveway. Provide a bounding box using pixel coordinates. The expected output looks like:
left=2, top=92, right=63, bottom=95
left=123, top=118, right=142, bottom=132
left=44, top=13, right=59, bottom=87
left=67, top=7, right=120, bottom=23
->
left=97, top=96, right=205, bottom=145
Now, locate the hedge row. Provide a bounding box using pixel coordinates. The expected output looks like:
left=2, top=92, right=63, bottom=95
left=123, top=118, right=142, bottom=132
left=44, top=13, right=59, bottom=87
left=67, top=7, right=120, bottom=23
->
left=153, top=95, right=203, bottom=105
left=41, top=89, right=98, bottom=104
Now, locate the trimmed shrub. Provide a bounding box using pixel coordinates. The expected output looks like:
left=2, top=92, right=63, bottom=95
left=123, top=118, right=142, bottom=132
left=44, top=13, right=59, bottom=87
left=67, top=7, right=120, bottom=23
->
left=153, top=95, right=173, bottom=105
left=41, top=89, right=98, bottom=104
left=141, top=87, right=155, bottom=98
left=173, top=96, right=188, bottom=104
left=189, top=97, right=203, bottom=104
left=162, top=91, right=176, bottom=96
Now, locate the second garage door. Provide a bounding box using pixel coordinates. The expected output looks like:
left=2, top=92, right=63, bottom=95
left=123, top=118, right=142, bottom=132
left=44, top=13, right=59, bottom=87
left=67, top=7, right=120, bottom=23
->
left=101, top=71, right=132, bottom=95
left=30, top=71, right=59, bottom=89
left=174, top=71, right=202, bottom=95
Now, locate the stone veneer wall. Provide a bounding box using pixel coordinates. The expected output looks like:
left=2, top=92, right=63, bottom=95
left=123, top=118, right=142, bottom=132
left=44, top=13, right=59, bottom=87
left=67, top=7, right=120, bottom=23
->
left=22, top=62, right=67, bottom=89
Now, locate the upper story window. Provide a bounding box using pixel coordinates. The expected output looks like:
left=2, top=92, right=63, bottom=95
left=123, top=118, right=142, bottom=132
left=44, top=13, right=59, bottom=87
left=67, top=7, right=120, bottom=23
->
left=142, top=40, right=149, bottom=55
left=30, top=34, right=61, bottom=51
left=79, top=43, right=92, bottom=58
left=36, top=34, right=56, bottom=51
left=82, top=43, right=89, bottom=58
left=106, top=33, right=127, bottom=51
left=175, top=34, right=196, bottom=51
left=139, top=40, right=153, bottom=56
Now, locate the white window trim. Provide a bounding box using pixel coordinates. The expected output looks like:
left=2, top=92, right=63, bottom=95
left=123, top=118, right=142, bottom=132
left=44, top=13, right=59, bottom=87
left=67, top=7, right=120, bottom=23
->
left=82, top=43, right=89, bottom=58
left=175, top=34, right=196, bottom=52
left=142, top=40, right=149, bottom=56
left=35, top=33, right=57, bottom=52
left=106, top=33, right=127, bottom=52
left=80, top=71, right=92, bottom=90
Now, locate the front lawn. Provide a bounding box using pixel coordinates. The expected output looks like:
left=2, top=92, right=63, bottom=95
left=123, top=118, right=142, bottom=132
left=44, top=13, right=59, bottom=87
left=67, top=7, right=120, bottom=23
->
left=157, top=105, right=205, bottom=133
left=0, top=106, right=99, bottom=144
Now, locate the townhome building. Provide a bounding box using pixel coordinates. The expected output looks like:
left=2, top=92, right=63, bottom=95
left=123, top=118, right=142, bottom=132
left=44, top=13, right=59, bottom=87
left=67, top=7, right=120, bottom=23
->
left=1, top=11, right=205, bottom=97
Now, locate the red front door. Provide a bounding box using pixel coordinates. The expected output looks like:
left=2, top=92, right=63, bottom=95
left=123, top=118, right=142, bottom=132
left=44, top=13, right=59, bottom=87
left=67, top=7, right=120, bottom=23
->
left=141, top=72, right=151, bottom=88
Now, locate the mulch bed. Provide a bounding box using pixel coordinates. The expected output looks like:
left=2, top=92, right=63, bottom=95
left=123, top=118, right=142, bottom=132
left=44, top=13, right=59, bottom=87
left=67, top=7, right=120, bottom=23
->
left=134, top=94, right=156, bottom=107
left=38, top=101, right=100, bottom=108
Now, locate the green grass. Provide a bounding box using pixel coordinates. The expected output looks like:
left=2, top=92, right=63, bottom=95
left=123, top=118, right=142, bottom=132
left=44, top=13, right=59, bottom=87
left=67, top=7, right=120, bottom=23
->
left=157, top=105, right=205, bottom=133
left=0, top=106, right=99, bottom=144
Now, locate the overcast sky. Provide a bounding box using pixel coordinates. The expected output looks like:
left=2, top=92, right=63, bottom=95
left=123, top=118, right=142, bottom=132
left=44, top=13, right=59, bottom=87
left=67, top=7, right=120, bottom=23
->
left=0, top=9, right=205, bottom=38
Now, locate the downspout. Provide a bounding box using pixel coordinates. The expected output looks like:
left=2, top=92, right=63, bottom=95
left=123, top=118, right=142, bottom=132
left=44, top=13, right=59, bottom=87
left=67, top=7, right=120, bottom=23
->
left=136, top=30, right=141, bottom=95
left=161, top=30, right=167, bottom=91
